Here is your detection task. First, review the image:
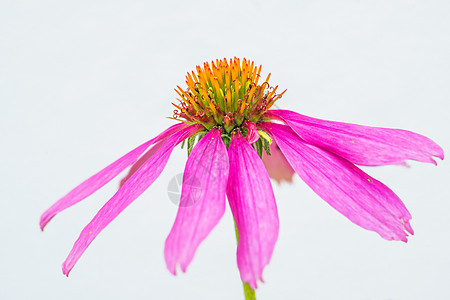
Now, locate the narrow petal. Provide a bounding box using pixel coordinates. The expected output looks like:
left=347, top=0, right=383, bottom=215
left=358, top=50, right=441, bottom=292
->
left=262, top=141, right=295, bottom=184
left=61, top=124, right=203, bottom=276
left=261, top=122, right=413, bottom=241
left=117, top=123, right=191, bottom=187
left=40, top=123, right=189, bottom=230
left=266, top=109, right=444, bottom=166
left=164, top=128, right=229, bottom=274
left=227, top=131, right=279, bottom=290
left=118, top=142, right=163, bottom=188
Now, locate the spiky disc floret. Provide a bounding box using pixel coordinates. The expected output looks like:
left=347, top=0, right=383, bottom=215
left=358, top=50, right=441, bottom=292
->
left=172, top=58, right=286, bottom=133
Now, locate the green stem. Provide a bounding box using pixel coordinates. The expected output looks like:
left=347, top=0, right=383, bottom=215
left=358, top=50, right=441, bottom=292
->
left=234, top=221, right=256, bottom=300
left=242, top=282, right=256, bottom=300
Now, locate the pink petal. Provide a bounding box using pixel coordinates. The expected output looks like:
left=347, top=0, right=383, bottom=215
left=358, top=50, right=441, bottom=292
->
left=261, top=122, right=413, bottom=242
left=262, top=141, right=295, bottom=184
left=40, top=123, right=189, bottom=230
left=242, top=120, right=260, bottom=144
left=227, top=130, right=279, bottom=290
left=164, top=128, right=229, bottom=274
left=61, top=124, right=203, bottom=276
left=266, top=109, right=444, bottom=166
left=118, top=142, right=163, bottom=188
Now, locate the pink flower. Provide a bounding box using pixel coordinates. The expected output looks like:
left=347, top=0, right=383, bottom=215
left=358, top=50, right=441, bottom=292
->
left=41, top=58, right=444, bottom=290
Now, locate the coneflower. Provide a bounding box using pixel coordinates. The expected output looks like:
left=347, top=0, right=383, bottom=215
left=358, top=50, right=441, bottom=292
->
left=41, top=58, right=443, bottom=299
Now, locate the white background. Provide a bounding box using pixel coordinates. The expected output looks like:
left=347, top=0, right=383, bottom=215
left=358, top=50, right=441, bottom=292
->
left=1, top=1, right=449, bottom=299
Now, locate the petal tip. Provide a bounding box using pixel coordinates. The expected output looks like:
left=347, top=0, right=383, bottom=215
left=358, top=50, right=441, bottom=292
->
left=164, top=259, right=177, bottom=276
left=39, top=215, right=51, bottom=231
left=62, top=266, right=71, bottom=277
left=434, top=146, right=444, bottom=160
left=259, top=274, right=265, bottom=284
left=180, top=263, right=188, bottom=273
left=404, top=220, right=414, bottom=235
left=164, top=254, right=178, bottom=276
left=249, top=280, right=258, bottom=290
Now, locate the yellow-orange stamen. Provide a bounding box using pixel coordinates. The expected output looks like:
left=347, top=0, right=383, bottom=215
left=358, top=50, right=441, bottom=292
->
left=172, top=57, right=286, bottom=132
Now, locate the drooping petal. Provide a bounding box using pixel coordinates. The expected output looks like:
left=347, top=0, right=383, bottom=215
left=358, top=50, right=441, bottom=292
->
left=40, top=123, right=189, bottom=230
left=262, top=141, right=295, bottom=184
left=227, top=131, right=279, bottom=290
left=266, top=109, right=444, bottom=166
left=261, top=122, right=413, bottom=242
left=164, top=128, right=229, bottom=274
left=61, top=124, right=203, bottom=276
left=119, top=142, right=163, bottom=188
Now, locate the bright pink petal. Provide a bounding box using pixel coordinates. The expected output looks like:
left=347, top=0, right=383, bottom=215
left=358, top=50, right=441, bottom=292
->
left=118, top=142, right=163, bottom=188
left=227, top=131, right=279, bottom=290
left=261, top=122, right=413, bottom=242
left=262, top=141, right=295, bottom=184
left=61, top=124, right=203, bottom=276
left=117, top=123, right=190, bottom=187
left=40, top=123, right=188, bottom=230
left=164, top=128, right=229, bottom=274
left=266, top=109, right=444, bottom=166
left=242, top=120, right=260, bottom=144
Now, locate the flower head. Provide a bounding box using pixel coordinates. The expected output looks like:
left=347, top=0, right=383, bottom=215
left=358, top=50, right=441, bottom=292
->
left=172, top=58, right=285, bottom=133
left=41, top=58, right=444, bottom=291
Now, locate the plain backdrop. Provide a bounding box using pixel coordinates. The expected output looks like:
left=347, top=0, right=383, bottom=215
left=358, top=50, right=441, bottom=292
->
left=1, top=1, right=449, bottom=299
